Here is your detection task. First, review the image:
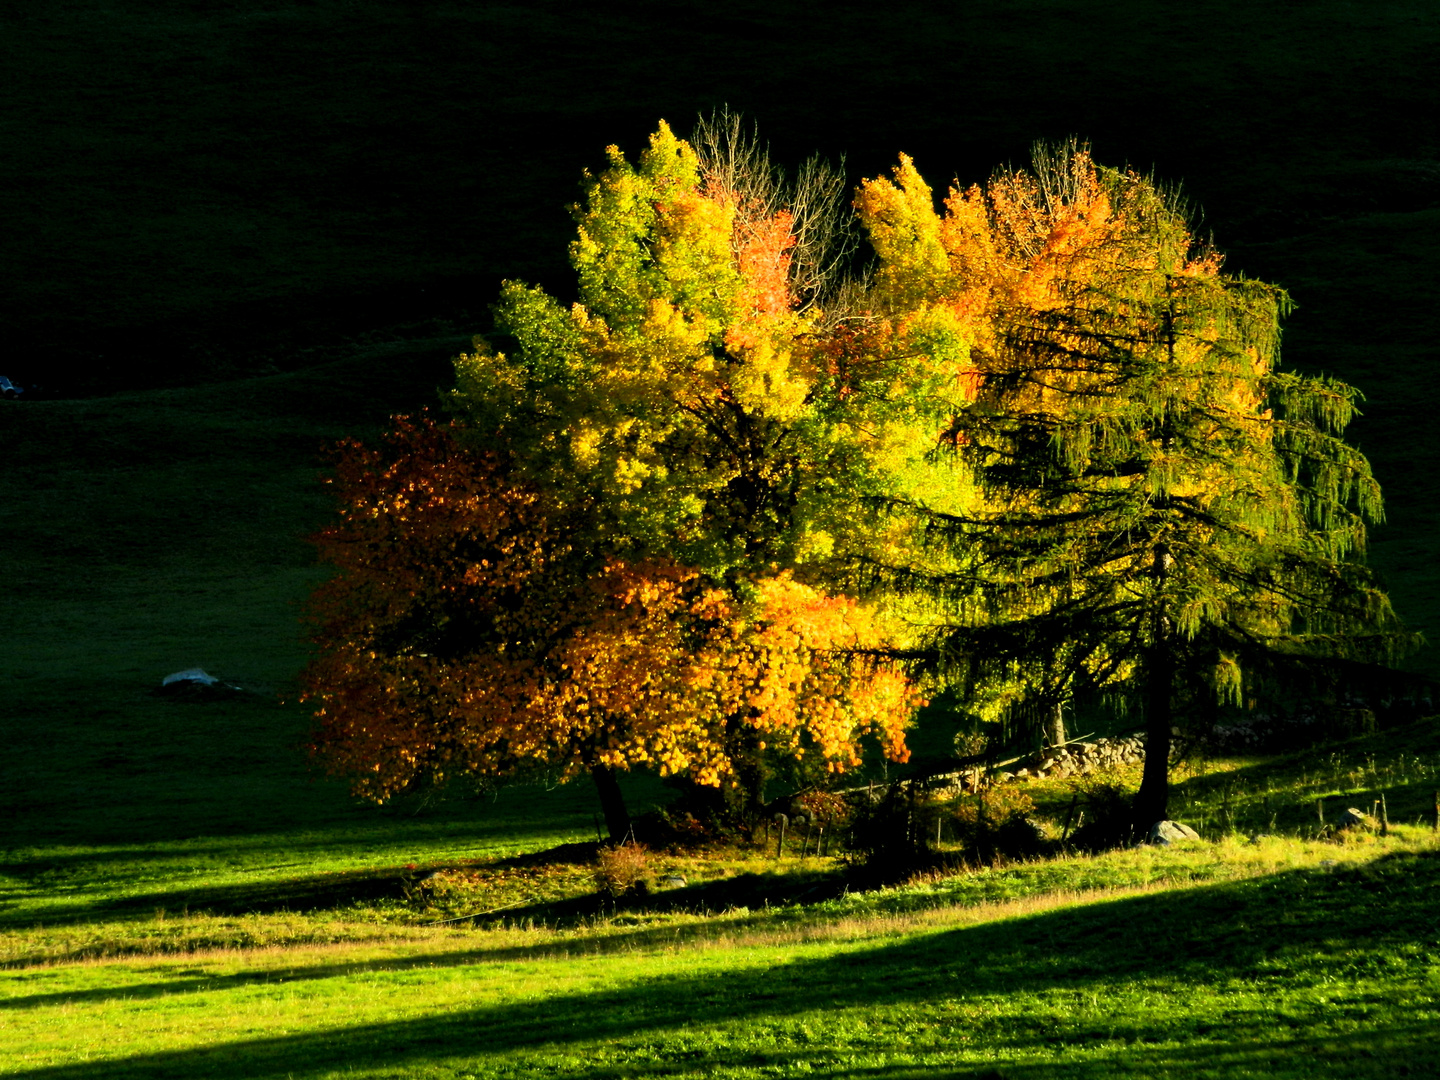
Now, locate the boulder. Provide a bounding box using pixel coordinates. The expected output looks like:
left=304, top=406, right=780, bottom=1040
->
left=1146, top=820, right=1201, bottom=845
left=157, top=668, right=244, bottom=700
left=162, top=668, right=218, bottom=687
left=1335, top=807, right=1374, bottom=831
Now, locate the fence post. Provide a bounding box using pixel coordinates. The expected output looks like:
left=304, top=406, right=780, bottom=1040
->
left=1061, top=794, right=1080, bottom=844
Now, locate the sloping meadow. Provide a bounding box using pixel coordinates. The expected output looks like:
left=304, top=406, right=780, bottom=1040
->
left=4, top=838, right=1439, bottom=1078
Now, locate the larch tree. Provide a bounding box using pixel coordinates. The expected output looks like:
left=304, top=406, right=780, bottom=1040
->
left=855, top=143, right=1413, bottom=829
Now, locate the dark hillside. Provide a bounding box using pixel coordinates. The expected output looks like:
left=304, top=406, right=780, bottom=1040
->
left=0, top=344, right=624, bottom=857
left=7, top=1, right=1437, bottom=395
left=0, top=344, right=458, bottom=846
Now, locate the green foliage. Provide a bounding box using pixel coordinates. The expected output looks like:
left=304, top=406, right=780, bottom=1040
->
left=857, top=143, right=1416, bottom=823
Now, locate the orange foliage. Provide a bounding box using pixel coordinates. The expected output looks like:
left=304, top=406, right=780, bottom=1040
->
left=303, top=417, right=916, bottom=802
left=725, top=208, right=796, bottom=352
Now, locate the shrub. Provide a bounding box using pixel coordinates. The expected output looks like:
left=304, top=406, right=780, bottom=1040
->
left=946, top=787, right=1042, bottom=862
left=594, top=842, right=652, bottom=897
left=1065, top=773, right=1139, bottom=851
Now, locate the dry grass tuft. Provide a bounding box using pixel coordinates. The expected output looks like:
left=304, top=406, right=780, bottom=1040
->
left=594, top=842, right=653, bottom=897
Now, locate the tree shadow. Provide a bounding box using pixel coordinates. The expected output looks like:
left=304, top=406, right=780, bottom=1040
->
left=7, top=849, right=1438, bottom=1077
left=5, top=866, right=418, bottom=928
left=2, top=836, right=834, bottom=934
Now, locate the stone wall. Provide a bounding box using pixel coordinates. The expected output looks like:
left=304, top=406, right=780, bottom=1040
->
left=924, top=735, right=1147, bottom=793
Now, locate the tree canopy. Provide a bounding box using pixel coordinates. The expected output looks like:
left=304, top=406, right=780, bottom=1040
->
left=305, top=123, right=1410, bottom=840
left=447, top=119, right=958, bottom=584
left=305, top=121, right=928, bottom=834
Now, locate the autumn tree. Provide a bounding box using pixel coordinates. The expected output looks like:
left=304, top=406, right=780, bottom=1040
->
left=440, top=119, right=931, bottom=814
left=449, top=119, right=862, bottom=579
left=856, top=143, right=1413, bottom=830
left=304, top=125, right=1408, bottom=843
left=303, top=417, right=916, bottom=839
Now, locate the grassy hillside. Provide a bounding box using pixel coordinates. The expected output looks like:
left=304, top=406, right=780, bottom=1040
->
left=6, top=819, right=1440, bottom=1077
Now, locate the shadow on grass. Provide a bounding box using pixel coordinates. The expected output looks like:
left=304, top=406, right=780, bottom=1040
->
left=0, top=860, right=846, bottom=961
left=1, top=782, right=643, bottom=929
left=6, top=850, right=1439, bottom=1077
left=0, top=813, right=590, bottom=874
left=1, top=841, right=584, bottom=930
left=560, top=1019, right=1440, bottom=1080
left=5, top=867, right=419, bottom=926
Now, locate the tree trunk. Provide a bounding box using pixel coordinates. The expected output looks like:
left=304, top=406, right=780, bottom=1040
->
left=1133, top=548, right=1173, bottom=834
left=1133, top=647, right=1173, bottom=833
left=590, top=764, right=632, bottom=843
left=727, top=722, right=767, bottom=823
left=1044, top=702, right=1065, bottom=748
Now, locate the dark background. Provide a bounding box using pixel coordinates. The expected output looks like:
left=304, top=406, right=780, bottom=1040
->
left=7, top=1, right=1436, bottom=393
left=5, top=0, right=1438, bottom=653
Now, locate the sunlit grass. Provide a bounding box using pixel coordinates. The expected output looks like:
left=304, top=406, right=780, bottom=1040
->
left=5, top=835, right=1438, bottom=1078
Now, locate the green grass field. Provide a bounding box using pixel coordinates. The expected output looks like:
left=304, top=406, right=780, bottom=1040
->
left=6, top=836, right=1440, bottom=1077
left=5, top=1, right=1440, bottom=1075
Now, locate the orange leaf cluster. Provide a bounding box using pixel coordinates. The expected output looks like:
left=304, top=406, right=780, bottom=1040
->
left=303, top=417, right=914, bottom=802
left=725, top=208, right=796, bottom=353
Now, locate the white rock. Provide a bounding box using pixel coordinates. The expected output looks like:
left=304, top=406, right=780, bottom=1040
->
left=1146, top=820, right=1201, bottom=845
left=162, top=668, right=218, bottom=687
